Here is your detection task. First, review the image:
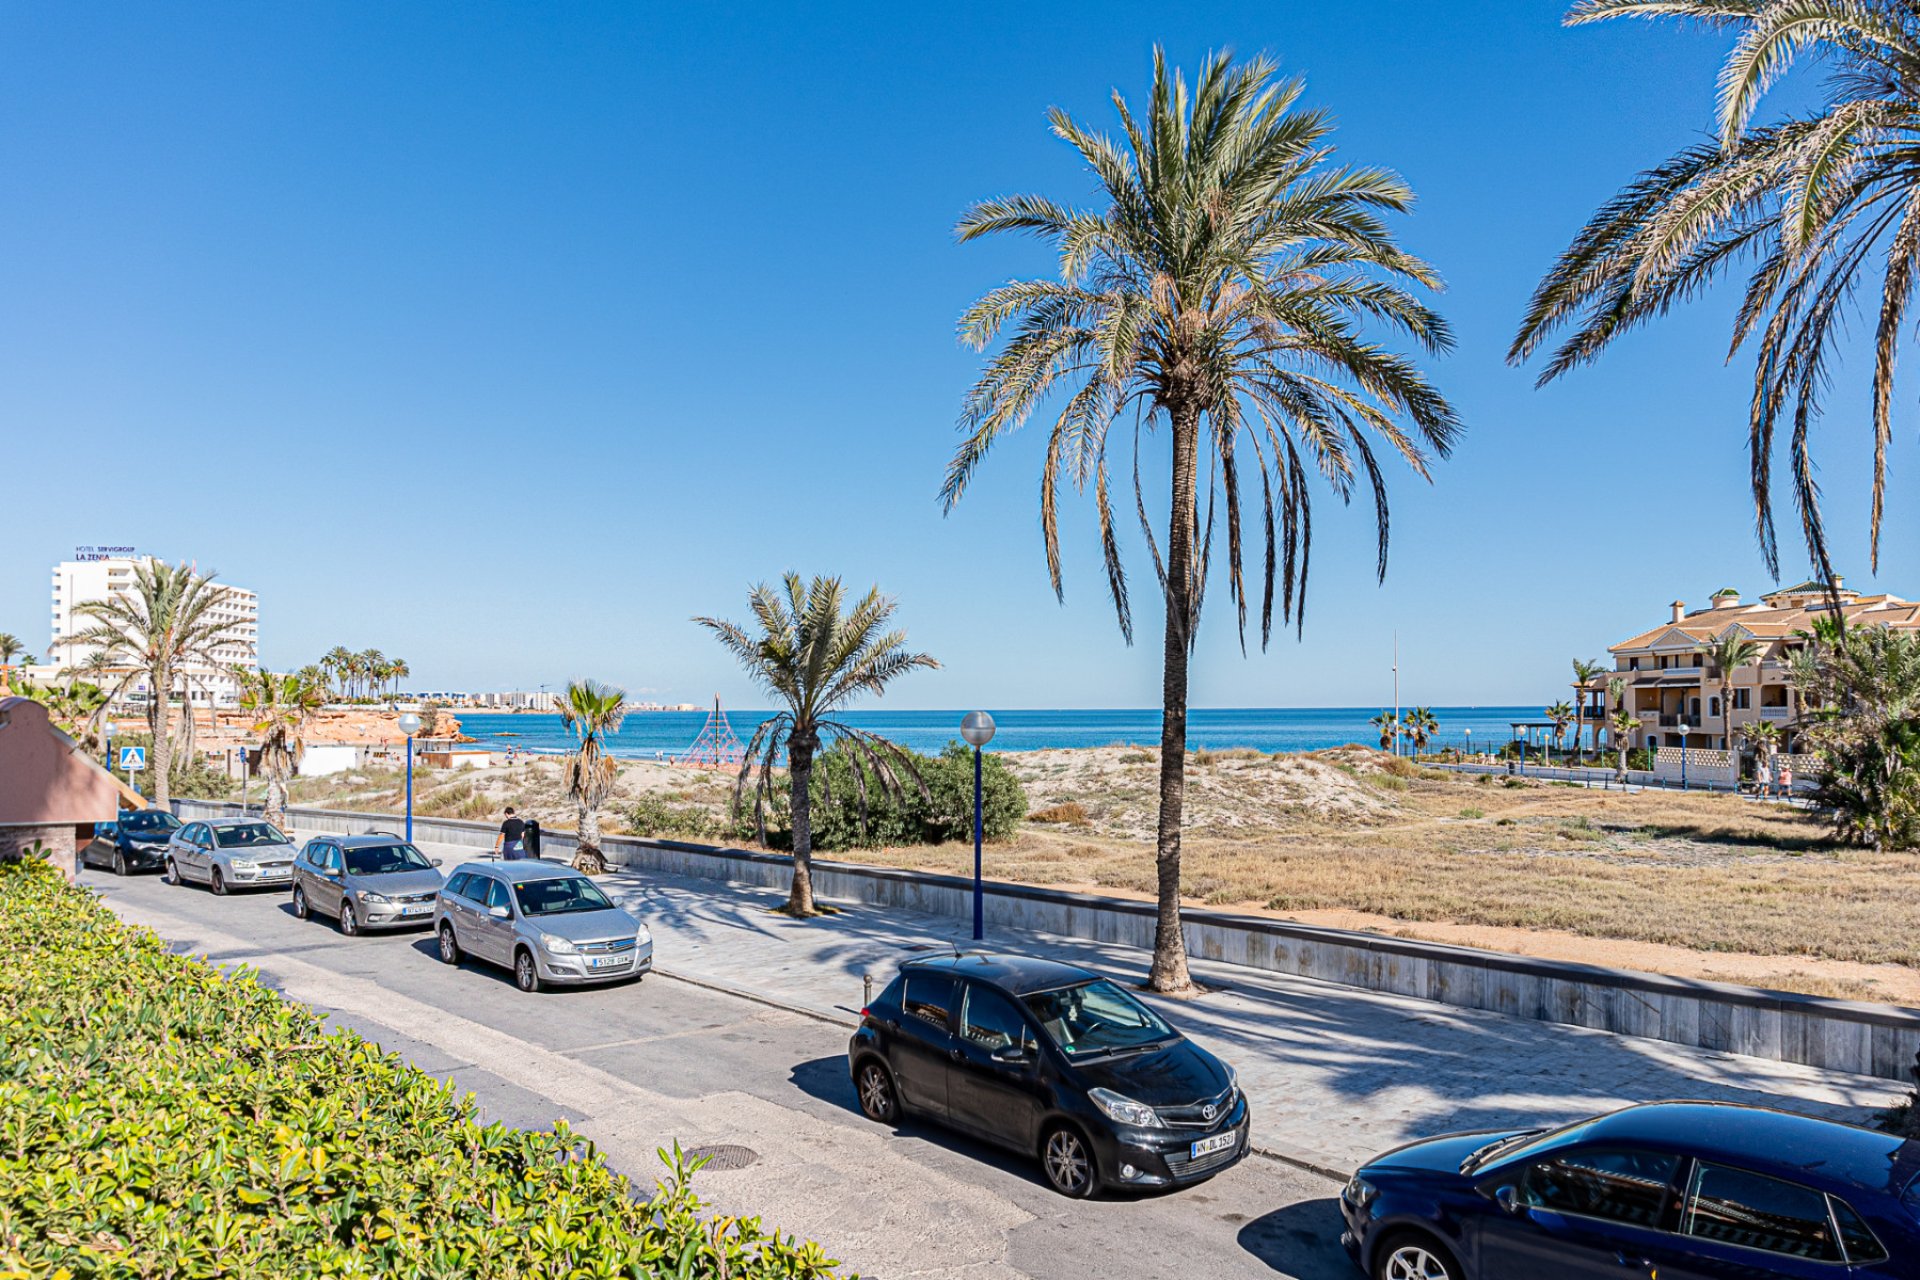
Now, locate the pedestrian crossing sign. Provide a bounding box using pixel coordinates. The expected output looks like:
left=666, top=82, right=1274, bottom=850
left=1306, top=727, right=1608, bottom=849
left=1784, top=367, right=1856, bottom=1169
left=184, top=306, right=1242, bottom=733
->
left=118, top=746, right=146, bottom=772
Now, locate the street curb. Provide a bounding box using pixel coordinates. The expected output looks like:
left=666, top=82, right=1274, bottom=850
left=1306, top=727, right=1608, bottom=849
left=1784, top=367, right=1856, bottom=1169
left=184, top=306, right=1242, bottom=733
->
left=653, top=963, right=1349, bottom=1183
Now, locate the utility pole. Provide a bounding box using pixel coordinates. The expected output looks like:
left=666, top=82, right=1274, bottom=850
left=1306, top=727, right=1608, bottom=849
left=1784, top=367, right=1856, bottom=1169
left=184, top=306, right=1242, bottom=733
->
left=1392, top=631, right=1400, bottom=758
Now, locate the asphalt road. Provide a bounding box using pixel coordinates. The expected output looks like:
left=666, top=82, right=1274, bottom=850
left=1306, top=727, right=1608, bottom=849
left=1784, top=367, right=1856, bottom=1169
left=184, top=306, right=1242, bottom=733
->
left=90, top=866, right=1356, bottom=1280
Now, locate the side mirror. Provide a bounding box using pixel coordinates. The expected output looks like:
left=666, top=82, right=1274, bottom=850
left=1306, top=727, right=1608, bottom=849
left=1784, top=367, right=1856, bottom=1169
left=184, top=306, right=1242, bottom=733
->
left=430, top=857, right=443, bottom=867
left=991, top=1042, right=1035, bottom=1064
left=489, top=905, right=511, bottom=920
left=1494, top=1185, right=1523, bottom=1216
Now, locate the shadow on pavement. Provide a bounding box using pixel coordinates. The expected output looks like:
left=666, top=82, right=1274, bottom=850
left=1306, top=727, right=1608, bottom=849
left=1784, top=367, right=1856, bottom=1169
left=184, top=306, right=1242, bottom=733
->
left=1236, top=1197, right=1352, bottom=1277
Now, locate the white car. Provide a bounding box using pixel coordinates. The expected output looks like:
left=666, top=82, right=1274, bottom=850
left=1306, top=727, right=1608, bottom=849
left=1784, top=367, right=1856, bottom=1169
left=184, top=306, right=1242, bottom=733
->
left=164, top=818, right=298, bottom=894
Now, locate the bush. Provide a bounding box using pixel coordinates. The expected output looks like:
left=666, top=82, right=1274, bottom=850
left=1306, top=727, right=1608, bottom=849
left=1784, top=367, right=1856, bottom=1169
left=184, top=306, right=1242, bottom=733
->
left=802, top=742, right=1026, bottom=851
left=628, top=792, right=723, bottom=840
left=1029, top=801, right=1089, bottom=825
left=110, top=732, right=236, bottom=801
left=0, top=861, right=843, bottom=1279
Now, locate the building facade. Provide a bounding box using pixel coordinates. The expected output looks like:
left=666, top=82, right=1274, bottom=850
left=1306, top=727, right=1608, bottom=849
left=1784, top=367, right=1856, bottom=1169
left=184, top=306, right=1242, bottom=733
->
left=1591, top=580, right=1919, bottom=758
left=49, top=556, right=259, bottom=706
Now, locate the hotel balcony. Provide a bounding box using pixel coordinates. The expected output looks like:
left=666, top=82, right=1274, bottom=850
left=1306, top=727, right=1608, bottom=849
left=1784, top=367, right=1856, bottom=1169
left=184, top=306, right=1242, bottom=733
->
left=1759, top=706, right=1792, bottom=721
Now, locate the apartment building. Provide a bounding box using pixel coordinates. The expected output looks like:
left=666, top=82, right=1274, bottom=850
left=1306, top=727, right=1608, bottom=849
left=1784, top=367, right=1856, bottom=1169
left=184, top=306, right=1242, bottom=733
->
left=48, top=555, right=259, bottom=706
left=1588, top=580, right=1919, bottom=756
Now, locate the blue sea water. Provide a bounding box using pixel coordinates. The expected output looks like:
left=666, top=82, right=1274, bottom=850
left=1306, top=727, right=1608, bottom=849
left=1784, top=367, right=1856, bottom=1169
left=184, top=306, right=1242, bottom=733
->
left=454, top=706, right=1540, bottom=760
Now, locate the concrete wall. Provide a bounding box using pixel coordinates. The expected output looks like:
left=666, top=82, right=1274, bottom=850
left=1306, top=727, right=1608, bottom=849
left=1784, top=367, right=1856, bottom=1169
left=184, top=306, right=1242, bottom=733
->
left=172, top=798, right=1920, bottom=1082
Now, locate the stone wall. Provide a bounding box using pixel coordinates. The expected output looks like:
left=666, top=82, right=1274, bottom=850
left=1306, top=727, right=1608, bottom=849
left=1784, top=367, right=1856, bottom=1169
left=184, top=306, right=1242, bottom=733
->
left=0, top=824, right=79, bottom=881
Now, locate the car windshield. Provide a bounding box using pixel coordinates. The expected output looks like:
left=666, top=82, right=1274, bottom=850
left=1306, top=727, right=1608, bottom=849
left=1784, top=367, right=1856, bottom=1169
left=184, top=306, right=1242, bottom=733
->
left=1023, top=979, right=1176, bottom=1057
left=121, top=811, right=181, bottom=833
left=513, top=876, right=615, bottom=916
left=343, top=843, right=433, bottom=875
left=214, top=822, right=291, bottom=849
left=1462, top=1119, right=1591, bottom=1175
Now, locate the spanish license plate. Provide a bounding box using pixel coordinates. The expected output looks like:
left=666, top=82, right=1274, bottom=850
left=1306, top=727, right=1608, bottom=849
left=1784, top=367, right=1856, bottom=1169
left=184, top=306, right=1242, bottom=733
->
left=400, top=904, right=431, bottom=916
left=588, top=955, right=630, bottom=970
left=261, top=868, right=291, bottom=879
left=1191, top=1132, right=1236, bottom=1160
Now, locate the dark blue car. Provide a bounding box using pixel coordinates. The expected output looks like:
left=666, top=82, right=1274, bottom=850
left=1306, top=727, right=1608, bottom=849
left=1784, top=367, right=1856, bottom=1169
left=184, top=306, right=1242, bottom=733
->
left=1341, top=1101, right=1918, bottom=1279
left=79, top=809, right=183, bottom=875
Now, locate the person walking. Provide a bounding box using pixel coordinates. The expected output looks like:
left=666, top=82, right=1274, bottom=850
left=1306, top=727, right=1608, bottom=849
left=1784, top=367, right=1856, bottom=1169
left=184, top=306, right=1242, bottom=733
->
left=1755, top=759, right=1772, bottom=801
left=496, top=806, right=527, bottom=860
left=1779, top=762, right=1794, bottom=800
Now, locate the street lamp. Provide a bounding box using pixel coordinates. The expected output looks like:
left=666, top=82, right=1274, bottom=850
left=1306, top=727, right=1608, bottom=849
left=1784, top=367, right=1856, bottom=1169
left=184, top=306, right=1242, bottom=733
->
left=1464, top=727, right=1472, bottom=761
left=960, top=711, right=996, bottom=943
left=398, top=712, right=423, bottom=841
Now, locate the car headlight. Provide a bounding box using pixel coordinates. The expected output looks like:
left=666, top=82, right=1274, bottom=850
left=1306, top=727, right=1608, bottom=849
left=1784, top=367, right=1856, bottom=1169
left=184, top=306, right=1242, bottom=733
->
left=1089, top=1087, right=1163, bottom=1129
left=541, top=934, right=577, bottom=954
left=1344, top=1175, right=1379, bottom=1209
left=361, top=891, right=392, bottom=905
left=635, top=926, right=651, bottom=945
left=230, top=858, right=258, bottom=872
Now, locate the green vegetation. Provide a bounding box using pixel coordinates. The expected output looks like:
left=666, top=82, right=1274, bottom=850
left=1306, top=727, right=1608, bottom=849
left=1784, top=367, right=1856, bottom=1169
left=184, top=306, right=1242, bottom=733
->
left=627, top=792, right=726, bottom=841
left=317, top=646, right=411, bottom=703
left=237, top=668, right=326, bottom=829
left=0, top=860, right=842, bottom=1279
left=556, top=677, right=627, bottom=867
left=106, top=731, right=236, bottom=801
left=1793, top=625, right=1920, bottom=849
left=803, top=742, right=1025, bottom=852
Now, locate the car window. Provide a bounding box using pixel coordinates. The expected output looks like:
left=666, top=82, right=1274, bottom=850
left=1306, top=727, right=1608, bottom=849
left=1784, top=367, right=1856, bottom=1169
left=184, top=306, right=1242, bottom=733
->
left=512, top=876, right=613, bottom=916
left=120, top=811, right=181, bottom=833
left=214, top=823, right=290, bottom=848
left=1023, top=979, right=1175, bottom=1057
left=445, top=871, right=473, bottom=899
left=342, top=843, right=433, bottom=875
left=902, top=974, right=956, bottom=1029
left=1682, top=1162, right=1842, bottom=1261
left=96, top=823, right=117, bottom=838
left=483, top=879, right=511, bottom=912
left=1828, top=1195, right=1886, bottom=1263
left=961, top=985, right=1034, bottom=1051
left=321, top=845, right=342, bottom=873
left=1519, top=1148, right=1679, bottom=1228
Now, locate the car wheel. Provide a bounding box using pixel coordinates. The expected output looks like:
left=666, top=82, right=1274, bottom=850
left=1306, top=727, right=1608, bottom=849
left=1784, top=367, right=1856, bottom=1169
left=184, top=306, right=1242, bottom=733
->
left=1041, top=1125, right=1098, bottom=1199
left=855, top=1060, right=898, bottom=1124
left=513, top=948, right=542, bottom=993
left=210, top=867, right=228, bottom=896
left=339, top=901, right=359, bottom=936
left=112, top=850, right=130, bottom=876
left=292, top=885, right=310, bottom=920
left=1374, top=1233, right=1461, bottom=1280
left=437, top=923, right=462, bottom=965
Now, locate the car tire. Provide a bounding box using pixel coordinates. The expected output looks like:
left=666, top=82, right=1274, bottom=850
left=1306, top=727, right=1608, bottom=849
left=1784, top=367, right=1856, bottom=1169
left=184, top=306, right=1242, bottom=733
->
left=292, top=885, right=310, bottom=920
left=1040, top=1124, right=1099, bottom=1199
left=210, top=867, right=228, bottom=896
left=163, top=858, right=181, bottom=886
left=1372, top=1231, right=1462, bottom=1280
left=339, top=901, right=359, bottom=936
left=112, top=850, right=130, bottom=876
left=855, top=1059, right=899, bottom=1124
left=513, top=948, right=543, bottom=993
left=438, top=923, right=462, bottom=965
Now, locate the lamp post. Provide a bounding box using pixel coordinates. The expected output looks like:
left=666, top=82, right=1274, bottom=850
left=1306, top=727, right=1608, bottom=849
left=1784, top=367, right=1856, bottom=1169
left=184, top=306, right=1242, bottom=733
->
left=1464, top=727, right=1472, bottom=761
left=1677, top=722, right=1688, bottom=791
left=398, top=713, right=423, bottom=841
left=960, top=711, right=996, bottom=943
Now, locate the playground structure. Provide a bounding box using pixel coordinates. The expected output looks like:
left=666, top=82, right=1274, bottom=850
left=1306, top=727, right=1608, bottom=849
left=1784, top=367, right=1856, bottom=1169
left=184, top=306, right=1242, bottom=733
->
left=678, top=696, right=746, bottom=769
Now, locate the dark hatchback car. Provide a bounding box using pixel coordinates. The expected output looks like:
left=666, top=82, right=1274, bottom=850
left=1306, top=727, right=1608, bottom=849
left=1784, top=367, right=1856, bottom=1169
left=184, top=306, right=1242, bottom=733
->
left=848, top=953, right=1247, bottom=1198
left=1341, top=1101, right=1920, bottom=1280
left=80, top=809, right=183, bottom=875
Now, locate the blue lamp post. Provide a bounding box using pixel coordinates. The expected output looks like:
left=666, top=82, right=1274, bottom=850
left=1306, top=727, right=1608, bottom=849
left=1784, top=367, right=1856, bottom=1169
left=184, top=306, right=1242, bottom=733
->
left=960, top=711, right=996, bottom=942
left=398, top=713, right=423, bottom=841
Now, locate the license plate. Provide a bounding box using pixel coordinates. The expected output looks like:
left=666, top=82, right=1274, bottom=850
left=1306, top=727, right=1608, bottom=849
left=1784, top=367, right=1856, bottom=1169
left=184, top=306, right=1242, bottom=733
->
left=260, top=868, right=291, bottom=878
left=587, top=955, right=630, bottom=970
left=1191, top=1132, right=1236, bottom=1160
left=400, top=904, right=431, bottom=916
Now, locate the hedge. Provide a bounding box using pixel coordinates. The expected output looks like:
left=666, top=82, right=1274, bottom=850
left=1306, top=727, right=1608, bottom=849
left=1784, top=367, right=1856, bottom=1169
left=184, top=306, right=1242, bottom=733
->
left=0, top=861, right=846, bottom=1279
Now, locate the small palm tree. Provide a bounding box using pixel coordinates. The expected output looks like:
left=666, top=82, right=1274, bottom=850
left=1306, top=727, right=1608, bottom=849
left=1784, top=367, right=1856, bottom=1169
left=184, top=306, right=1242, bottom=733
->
left=238, top=669, right=326, bottom=830
left=1571, top=657, right=1606, bottom=762
left=321, top=646, right=353, bottom=698
left=1703, top=631, right=1765, bottom=780
left=388, top=658, right=410, bottom=701
left=359, top=650, right=385, bottom=703
left=1546, top=701, right=1574, bottom=763
left=62, top=560, right=248, bottom=806
left=1611, top=707, right=1639, bottom=781
left=0, top=632, right=22, bottom=677
left=556, top=678, right=626, bottom=868
left=696, top=575, right=939, bottom=916
left=1742, top=719, right=1783, bottom=784
left=1406, top=707, right=1439, bottom=755
left=1370, top=711, right=1400, bottom=753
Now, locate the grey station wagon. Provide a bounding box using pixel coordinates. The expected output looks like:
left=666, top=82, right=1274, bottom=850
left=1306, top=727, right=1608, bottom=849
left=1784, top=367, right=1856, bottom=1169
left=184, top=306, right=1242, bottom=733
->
left=291, top=833, right=445, bottom=935
left=164, top=819, right=298, bottom=893
left=433, top=861, right=652, bottom=993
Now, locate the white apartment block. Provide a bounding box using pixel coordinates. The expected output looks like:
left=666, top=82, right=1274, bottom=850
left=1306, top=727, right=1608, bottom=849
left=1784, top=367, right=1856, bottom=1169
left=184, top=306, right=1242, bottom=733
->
left=49, top=554, right=259, bottom=706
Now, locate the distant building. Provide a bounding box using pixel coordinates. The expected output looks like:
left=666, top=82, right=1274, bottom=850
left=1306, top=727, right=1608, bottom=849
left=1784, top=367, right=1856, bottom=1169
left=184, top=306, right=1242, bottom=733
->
left=1591, top=580, right=1919, bottom=757
left=48, top=555, right=259, bottom=706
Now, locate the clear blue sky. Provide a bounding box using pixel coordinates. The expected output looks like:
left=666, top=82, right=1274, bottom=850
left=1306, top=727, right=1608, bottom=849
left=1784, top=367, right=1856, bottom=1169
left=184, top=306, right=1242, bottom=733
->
left=1, top=3, right=1909, bottom=711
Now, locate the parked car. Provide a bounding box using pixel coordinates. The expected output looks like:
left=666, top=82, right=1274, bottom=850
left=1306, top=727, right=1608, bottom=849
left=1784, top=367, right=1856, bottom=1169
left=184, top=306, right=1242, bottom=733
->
left=433, top=860, right=652, bottom=993
left=163, top=819, right=298, bottom=894
left=80, top=809, right=182, bottom=875
left=847, top=953, right=1248, bottom=1198
left=290, top=833, right=444, bottom=935
left=1340, top=1101, right=1920, bottom=1280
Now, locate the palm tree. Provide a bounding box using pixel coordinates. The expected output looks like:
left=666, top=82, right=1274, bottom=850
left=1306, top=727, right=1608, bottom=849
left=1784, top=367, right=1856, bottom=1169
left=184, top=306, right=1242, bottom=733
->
left=944, top=52, right=1458, bottom=992
left=1789, top=624, right=1920, bottom=847
left=388, top=658, right=410, bottom=701
left=1611, top=706, right=1639, bottom=780
left=1742, top=718, right=1783, bottom=787
left=1571, top=657, right=1606, bottom=762
left=359, top=650, right=385, bottom=702
left=1703, top=631, right=1765, bottom=783
left=1512, top=0, right=1920, bottom=586
left=0, top=632, right=21, bottom=679
left=1406, top=707, right=1439, bottom=755
left=1546, top=701, right=1575, bottom=764
left=295, top=663, right=328, bottom=692
left=1370, top=711, right=1400, bottom=753
left=321, top=646, right=354, bottom=698
left=556, top=678, right=626, bottom=869
left=62, top=560, right=248, bottom=806
left=238, top=669, right=326, bottom=829
left=696, top=575, right=939, bottom=916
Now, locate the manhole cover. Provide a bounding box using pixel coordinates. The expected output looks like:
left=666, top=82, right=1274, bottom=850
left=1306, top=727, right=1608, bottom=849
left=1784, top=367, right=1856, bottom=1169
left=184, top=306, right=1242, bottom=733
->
left=685, top=1144, right=759, bottom=1172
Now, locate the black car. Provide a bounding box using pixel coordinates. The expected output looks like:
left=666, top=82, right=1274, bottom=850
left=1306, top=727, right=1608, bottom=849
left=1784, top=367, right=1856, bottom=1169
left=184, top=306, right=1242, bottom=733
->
left=79, top=809, right=183, bottom=875
left=1341, top=1101, right=1920, bottom=1280
left=847, top=952, right=1248, bottom=1197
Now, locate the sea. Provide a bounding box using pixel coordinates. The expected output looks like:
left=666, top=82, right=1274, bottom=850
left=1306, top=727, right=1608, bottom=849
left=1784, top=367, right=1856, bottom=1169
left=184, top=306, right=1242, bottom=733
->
left=455, top=706, right=1541, bottom=760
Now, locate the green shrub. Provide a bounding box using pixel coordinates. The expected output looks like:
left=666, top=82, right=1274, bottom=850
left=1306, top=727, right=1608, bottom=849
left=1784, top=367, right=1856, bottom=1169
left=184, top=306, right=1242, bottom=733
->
left=803, top=742, right=1026, bottom=851
left=628, top=792, right=723, bottom=840
left=0, top=861, right=843, bottom=1279
left=1458, top=807, right=1484, bottom=819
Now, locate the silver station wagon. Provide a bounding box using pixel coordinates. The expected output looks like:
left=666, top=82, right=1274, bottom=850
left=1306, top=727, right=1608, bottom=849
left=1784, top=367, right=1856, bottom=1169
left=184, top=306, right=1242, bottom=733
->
left=433, top=861, right=652, bottom=993
left=164, top=819, right=298, bottom=894
left=291, top=833, right=445, bottom=935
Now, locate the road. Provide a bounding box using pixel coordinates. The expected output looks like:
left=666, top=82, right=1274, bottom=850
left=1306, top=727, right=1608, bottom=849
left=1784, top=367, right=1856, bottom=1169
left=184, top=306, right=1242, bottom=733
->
left=91, top=866, right=1355, bottom=1280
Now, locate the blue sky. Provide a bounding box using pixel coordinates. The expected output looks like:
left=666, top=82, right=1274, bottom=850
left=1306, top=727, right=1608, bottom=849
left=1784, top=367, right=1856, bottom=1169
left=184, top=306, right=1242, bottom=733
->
left=0, top=3, right=1910, bottom=711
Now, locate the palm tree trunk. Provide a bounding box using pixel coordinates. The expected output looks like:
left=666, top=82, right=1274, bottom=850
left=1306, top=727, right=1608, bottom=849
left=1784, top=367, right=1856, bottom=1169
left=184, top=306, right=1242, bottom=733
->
left=151, top=660, right=174, bottom=807
left=1723, top=678, right=1736, bottom=789
left=578, top=801, right=601, bottom=852
left=786, top=733, right=819, bottom=916
left=1150, top=400, right=1200, bottom=994
left=1571, top=699, right=1584, bottom=766
left=265, top=754, right=288, bottom=829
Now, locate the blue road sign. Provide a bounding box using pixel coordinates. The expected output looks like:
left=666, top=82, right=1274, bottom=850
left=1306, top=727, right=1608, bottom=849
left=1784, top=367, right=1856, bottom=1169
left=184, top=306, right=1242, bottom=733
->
left=118, top=745, right=146, bottom=772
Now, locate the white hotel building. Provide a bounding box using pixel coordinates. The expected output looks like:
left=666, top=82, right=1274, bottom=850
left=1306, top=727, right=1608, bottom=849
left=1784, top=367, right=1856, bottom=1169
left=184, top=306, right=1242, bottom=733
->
left=49, top=555, right=259, bottom=706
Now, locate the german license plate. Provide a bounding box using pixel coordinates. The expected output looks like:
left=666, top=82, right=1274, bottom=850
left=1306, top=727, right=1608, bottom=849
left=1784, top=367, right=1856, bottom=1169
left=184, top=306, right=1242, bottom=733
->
left=1191, top=1132, right=1236, bottom=1160
left=400, top=904, right=431, bottom=916
left=588, top=955, right=629, bottom=970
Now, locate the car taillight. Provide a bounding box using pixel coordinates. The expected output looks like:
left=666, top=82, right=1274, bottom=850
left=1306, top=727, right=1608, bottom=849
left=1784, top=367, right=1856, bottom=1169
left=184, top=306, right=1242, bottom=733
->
left=859, top=1007, right=870, bottom=1019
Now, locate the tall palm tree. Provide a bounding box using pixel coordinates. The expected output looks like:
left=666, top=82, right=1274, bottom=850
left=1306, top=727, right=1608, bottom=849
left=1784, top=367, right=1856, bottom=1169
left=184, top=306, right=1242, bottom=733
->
left=696, top=575, right=939, bottom=916
left=388, top=658, right=410, bottom=701
left=0, top=632, right=22, bottom=678
left=1370, top=711, right=1401, bottom=753
left=238, top=669, right=326, bottom=829
left=944, top=51, right=1458, bottom=992
left=1512, top=0, right=1920, bottom=586
left=1571, top=657, right=1607, bottom=762
left=322, top=646, right=354, bottom=698
left=1546, top=701, right=1575, bottom=764
left=1406, top=706, right=1439, bottom=755
left=62, top=560, right=247, bottom=806
left=1611, top=706, right=1639, bottom=780
left=359, top=650, right=385, bottom=702
left=1703, top=631, right=1766, bottom=783
left=556, top=678, right=627, bottom=869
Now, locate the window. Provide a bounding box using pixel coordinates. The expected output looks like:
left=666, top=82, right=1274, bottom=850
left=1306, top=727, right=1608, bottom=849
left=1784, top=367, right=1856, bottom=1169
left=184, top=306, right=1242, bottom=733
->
left=1682, top=1162, right=1842, bottom=1261
left=445, top=871, right=474, bottom=899
left=1024, top=979, right=1176, bottom=1056
left=320, top=845, right=342, bottom=874
left=1828, top=1195, right=1886, bottom=1264
left=902, top=974, right=957, bottom=1029
left=961, top=985, right=1035, bottom=1051
left=1518, top=1148, right=1680, bottom=1228
left=120, top=811, right=181, bottom=833
left=483, top=879, right=512, bottom=913
left=342, top=843, right=432, bottom=875
left=512, top=876, right=613, bottom=916
left=1733, top=688, right=1751, bottom=710
left=213, top=823, right=290, bottom=849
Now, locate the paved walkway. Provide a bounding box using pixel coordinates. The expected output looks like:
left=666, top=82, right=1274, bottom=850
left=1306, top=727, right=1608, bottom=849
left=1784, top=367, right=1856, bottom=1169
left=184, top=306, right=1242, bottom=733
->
left=334, top=831, right=1908, bottom=1175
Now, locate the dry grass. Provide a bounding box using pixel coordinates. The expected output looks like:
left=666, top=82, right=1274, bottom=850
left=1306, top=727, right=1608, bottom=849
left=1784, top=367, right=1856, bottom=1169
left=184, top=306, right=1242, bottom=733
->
left=1028, top=801, right=1089, bottom=826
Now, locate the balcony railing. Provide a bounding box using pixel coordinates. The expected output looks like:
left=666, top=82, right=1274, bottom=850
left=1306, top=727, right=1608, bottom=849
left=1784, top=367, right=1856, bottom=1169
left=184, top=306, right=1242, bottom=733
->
left=1657, top=715, right=1704, bottom=728
left=1759, top=706, right=1791, bottom=721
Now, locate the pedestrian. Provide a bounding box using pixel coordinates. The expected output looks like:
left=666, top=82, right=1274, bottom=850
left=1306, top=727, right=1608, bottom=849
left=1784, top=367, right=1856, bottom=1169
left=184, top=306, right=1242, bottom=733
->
left=524, top=817, right=542, bottom=860
left=496, top=806, right=527, bottom=860
left=1755, top=759, right=1771, bottom=801
left=1779, top=762, right=1794, bottom=798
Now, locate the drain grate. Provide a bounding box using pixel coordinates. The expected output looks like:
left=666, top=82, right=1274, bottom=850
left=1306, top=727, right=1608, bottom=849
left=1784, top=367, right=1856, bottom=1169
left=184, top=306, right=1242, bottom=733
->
left=684, top=1143, right=759, bottom=1172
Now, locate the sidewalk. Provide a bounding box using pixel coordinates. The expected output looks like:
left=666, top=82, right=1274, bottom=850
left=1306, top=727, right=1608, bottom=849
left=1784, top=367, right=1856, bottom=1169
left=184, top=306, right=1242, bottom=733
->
left=347, top=830, right=1909, bottom=1177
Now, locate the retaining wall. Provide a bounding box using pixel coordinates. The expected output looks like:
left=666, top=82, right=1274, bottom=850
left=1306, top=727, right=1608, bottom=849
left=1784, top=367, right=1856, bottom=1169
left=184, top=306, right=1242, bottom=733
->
left=173, top=798, right=1920, bottom=1083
